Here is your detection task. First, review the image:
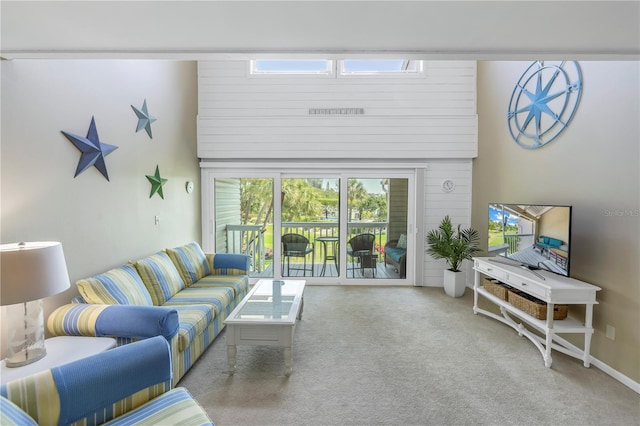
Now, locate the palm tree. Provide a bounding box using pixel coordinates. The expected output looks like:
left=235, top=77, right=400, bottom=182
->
left=347, top=179, right=367, bottom=221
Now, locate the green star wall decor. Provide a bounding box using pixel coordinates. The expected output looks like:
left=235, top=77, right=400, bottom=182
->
left=146, top=165, right=168, bottom=199
left=131, top=99, right=157, bottom=139
left=61, top=116, right=118, bottom=181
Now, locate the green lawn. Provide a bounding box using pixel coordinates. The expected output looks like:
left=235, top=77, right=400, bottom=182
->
left=488, top=230, right=504, bottom=247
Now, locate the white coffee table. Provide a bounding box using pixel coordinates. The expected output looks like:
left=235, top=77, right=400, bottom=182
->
left=224, top=279, right=305, bottom=376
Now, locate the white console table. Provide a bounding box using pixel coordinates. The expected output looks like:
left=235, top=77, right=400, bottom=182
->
left=473, top=257, right=601, bottom=368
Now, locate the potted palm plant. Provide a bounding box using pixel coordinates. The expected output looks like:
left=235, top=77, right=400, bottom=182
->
left=426, top=215, right=480, bottom=297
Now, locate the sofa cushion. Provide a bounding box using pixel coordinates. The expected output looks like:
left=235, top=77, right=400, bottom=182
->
left=164, top=286, right=234, bottom=318
left=191, top=274, right=249, bottom=298
left=77, top=264, right=153, bottom=306
left=167, top=305, right=215, bottom=351
left=166, top=242, right=211, bottom=287
left=135, top=252, right=186, bottom=306
left=397, top=234, right=407, bottom=249
left=548, top=238, right=563, bottom=247
left=385, top=246, right=406, bottom=263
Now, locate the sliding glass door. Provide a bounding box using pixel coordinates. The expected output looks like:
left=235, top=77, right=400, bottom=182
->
left=345, top=177, right=409, bottom=280
left=281, top=178, right=340, bottom=278
left=214, top=178, right=274, bottom=278
left=208, top=169, right=412, bottom=284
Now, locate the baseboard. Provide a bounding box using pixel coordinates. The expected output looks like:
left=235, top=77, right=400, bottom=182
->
left=554, top=335, right=640, bottom=394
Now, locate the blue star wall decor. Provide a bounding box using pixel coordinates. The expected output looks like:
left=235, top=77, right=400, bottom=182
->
left=61, top=116, right=118, bottom=181
left=131, top=99, right=157, bottom=139
left=146, top=165, right=168, bottom=199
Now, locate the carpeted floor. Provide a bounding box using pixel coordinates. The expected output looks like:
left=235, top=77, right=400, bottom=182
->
left=179, top=286, right=639, bottom=426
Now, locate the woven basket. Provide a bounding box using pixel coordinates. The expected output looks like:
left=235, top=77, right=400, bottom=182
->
left=507, top=290, right=568, bottom=320
left=483, top=278, right=511, bottom=300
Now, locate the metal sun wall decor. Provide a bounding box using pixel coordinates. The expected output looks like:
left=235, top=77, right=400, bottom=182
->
left=131, top=99, right=157, bottom=139
left=61, top=116, right=118, bottom=181
left=146, top=165, right=168, bottom=199
left=507, top=61, right=582, bottom=149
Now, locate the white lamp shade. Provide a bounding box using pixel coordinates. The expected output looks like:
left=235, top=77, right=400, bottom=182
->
left=1, top=242, right=71, bottom=306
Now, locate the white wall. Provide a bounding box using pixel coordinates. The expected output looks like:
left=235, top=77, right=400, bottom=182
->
left=197, top=60, right=477, bottom=159
left=474, top=61, right=640, bottom=384
left=423, top=159, right=474, bottom=286
left=0, top=60, right=201, bottom=355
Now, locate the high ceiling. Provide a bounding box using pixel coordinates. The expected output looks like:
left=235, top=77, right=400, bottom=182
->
left=2, top=1, right=639, bottom=60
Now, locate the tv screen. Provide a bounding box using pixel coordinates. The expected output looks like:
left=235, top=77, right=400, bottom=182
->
left=488, top=203, right=572, bottom=277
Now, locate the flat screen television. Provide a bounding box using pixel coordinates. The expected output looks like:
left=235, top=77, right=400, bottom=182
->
left=488, top=203, right=572, bottom=277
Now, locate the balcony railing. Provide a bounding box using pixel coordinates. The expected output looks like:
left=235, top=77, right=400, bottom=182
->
left=504, top=234, right=535, bottom=254
left=225, top=222, right=388, bottom=274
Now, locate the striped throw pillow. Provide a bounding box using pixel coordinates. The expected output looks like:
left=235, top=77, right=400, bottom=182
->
left=166, top=242, right=211, bottom=286
left=77, top=264, right=153, bottom=305
left=134, top=252, right=186, bottom=305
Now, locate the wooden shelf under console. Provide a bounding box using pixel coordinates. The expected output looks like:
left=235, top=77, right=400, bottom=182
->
left=472, top=257, right=601, bottom=368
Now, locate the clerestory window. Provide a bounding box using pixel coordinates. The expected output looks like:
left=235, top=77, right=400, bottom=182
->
left=340, top=59, right=422, bottom=75
left=250, top=59, right=423, bottom=76
left=251, top=59, right=333, bottom=75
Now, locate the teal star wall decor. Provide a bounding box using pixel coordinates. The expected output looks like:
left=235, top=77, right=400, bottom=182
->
left=131, top=99, right=157, bottom=139
left=146, top=165, right=168, bottom=199
left=61, top=116, right=118, bottom=181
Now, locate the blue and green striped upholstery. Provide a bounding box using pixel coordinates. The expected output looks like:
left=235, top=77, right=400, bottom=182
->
left=103, top=388, right=212, bottom=426
left=165, top=286, right=234, bottom=317
left=207, top=253, right=250, bottom=276
left=0, top=370, right=58, bottom=425
left=77, top=264, right=153, bottom=305
left=47, top=304, right=179, bottom=341
left=0, top=396, right=38, bottom=425
left=166, top=305, right=214, bottom=352
left=134, top=252, right=186, bottom=305
left=191, top=274, right=249, bottom=298
left=165, top=242, right=211, bottom=286
left=0, top=337, right=211, bottom=426
left=52, top=245, right=249, bottom=386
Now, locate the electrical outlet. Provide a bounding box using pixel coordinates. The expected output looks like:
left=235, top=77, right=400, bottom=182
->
left=154, top=215, right=160, bottom=225
left=605, top=324, right=615, bottom=340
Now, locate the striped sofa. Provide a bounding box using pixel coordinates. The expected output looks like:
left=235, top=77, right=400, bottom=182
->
left=47, top=242, right=249, bottom=386
left=0, top=336, right=213, bottom=426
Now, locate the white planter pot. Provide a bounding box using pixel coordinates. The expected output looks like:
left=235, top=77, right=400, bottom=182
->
left=443, top=269, right=467, bottom=298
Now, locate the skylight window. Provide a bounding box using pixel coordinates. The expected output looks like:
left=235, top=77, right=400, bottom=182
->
left=340, top=60, right=422, bottom=75
left=251, top=59, right=333, bottom=75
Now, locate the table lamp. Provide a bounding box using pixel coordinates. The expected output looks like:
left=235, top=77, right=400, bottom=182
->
left=1, top=242, right=71, bottom=367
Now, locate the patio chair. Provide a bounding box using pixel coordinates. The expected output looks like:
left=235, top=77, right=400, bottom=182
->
left=281, top=233, right=315, bottom=276
left=347, top=233, right=376, bottom=277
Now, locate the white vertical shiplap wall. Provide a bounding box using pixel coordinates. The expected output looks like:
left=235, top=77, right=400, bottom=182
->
left=197, top=60, right=477, bottom=159
left=197, top=60, right=478, bottom=286
left=422, top=159, right=474, bottom=287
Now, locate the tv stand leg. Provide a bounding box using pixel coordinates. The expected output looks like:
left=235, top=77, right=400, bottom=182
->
left=544, top=304, right=555, bottom=368
left=583, top=304, right=595, bottom=367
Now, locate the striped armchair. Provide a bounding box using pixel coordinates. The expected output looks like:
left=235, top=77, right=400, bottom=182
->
left=0, top=336, right=213, bottom=426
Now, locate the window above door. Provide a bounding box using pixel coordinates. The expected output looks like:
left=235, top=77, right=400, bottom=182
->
left=250, top=59, right=424, bottom=77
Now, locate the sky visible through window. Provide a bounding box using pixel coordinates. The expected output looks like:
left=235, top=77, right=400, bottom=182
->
left=252, top=59, right=419, bottom=74
left=342, top=59, right=409, bottom=73
left=254, top=59, right=331, bottom=73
